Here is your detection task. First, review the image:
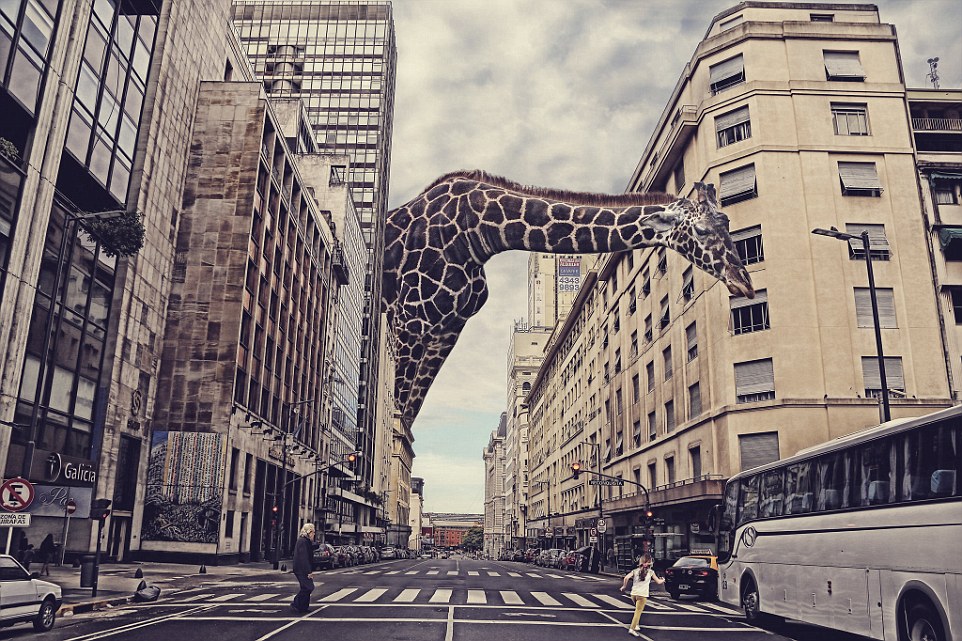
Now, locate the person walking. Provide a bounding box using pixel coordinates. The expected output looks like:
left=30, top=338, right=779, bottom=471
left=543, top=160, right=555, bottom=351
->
left=620, top=553, right=665, bottom=637
left=290, top=523, right=316, bottom=614
left=39, top=534, right=55, bottom=576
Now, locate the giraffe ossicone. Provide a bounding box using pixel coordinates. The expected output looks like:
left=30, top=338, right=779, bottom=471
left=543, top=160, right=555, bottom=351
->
left=383, top=170, right=754, bottom=428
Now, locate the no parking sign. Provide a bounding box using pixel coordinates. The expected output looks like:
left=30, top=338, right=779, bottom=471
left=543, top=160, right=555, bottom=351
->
left=0, top=477, right=35, bottom=512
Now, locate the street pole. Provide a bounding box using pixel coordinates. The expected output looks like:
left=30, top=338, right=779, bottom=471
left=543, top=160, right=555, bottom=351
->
left=861, top=230, right=890, bottom=422
left=91, top=517, right=104, bottom=597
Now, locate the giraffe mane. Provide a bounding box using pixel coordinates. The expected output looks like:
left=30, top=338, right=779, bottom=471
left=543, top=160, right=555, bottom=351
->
left=422, top=170, right=675, bottom=208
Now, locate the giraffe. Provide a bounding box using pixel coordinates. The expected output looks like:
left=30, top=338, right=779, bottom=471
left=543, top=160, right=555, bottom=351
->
left=383, top=170, right=754, bottom=428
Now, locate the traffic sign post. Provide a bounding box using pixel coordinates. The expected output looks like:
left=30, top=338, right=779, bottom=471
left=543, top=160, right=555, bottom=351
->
left=1, top=477, right=35, bottom=556
left=596, top=519, right=607, bottom=534
left=60, top=498, right=77, bottom=567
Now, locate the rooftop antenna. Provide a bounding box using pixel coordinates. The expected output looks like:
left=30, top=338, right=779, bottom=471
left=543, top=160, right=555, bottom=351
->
left=926, top=57, right=940, bottom=89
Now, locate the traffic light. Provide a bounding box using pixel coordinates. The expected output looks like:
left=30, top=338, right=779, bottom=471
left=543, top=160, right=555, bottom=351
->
left=571, top=461, right=581, bottom=479
left=644, top=509, right=654, bottom=525
left=90, top=498, right=111, bottom=522
left=346, top=453, right=357, bottom=463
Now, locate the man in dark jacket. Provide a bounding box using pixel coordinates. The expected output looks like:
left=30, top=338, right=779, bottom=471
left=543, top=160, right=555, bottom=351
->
left=291, top=523, right=316, bottom=613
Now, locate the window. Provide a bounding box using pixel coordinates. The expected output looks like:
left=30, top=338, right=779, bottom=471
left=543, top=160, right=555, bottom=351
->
left=686, top=322, right=698, bottom=361
left=663, top=347, right=673, bottom=381
left=950, top=288, right=962, bottom=324
left=628, top=289, right=636, bottom=315
left=632, top=420, right=641, bottom=447
left=759, top=470, right=785, bottom=518
left=632, top=374, right=640, bottom=402
left=845, top=223, right=890, bottom=260
left=641, top=269, right=650, bottom=297
left=856, top=439, right=896, bottom=506
left=824, top=51, right=865, bottom=81
left=935, top=185, right=959, bottom=205
left=646, top=362, right=655, bottom=393
left=682, top=267, right=694, bottom=301
left=737, top=475, right=759, bottom=525
left=690, top=446, right=702, bottom=479
left=243, top=453, right=253, bottom=493
left=838, top=161, right=881, bottom=197
left=648, top=411, right=657, bottom=441
left=739, top=432, right=779, bottom=472
left=657, top=248, right=667, bottom=274
left=709, top=53, right=745, bottom=94
left=854, top=287, right=896, bottom=328
left=901, top=421, right=958, bottom=500
left=630, top=331, right=638, bottom=357
left=229, top=447, right=239, bottom=490
left=716, top=106, right=751, bottom=148
left=811, top=13, right=834, bottom=21
left=735, top=358, right=775, bottom=403
left=731, top=289, right=769, bottom=334
left=616, top=388, right=623, bottom=414
left=225, top=510, right=235, bottom=538
left=673, top=162, right=685, bottom=193
left=615, top=430, right=624, bottom=456
left=861, top=356, right=905, bottom=398
left=665, top=400, right=675, bottom=433
left=614, top=348, right=622, bottom=374
left=689, top=382, right=701, bottom=417
left=666, top=456, right=676, bottom=484
left=719, top=164, right=757, bottom=205
left=784, top=462, right=814, bottom=514
left=832, top=103, right=869, bottom=135
left=648, top=461, right=657, bottom=488
left=644, top=315, right=653, bottom=343
left=659, top=296, right=670, bottom=328
left=732, top=225, right=764, bottom=264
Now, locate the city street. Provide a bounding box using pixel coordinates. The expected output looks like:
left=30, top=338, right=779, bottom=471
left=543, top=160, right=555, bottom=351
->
left=14, top=558, right=867, bottom=641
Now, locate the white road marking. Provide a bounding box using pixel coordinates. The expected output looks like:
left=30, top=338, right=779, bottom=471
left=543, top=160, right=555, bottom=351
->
left=394, top=588, right=420, bottom=602
left=546, top=574, right=562, bottom=579
left=672, top=601, right=708, bottom=612
left=562, top=592, right=598, bottom=608
left=486, top=571, right=500, bottom=577
left=427, top=570, right=440, bottom=575
left=447, top=571, right=458, bottom=575
left=466, top=590, right=486, bottom=604
left=643, top=599, right=671, bottom=610
left=430, top=589, right=452, bottom=603
left=700, top=602, right=741, bottom=614
left=531, top=592, right=561, bottom=606
left=177, top=593, right=212, bottom=602
left=355, top=588, right=387, bottom=602
left=467, top=571, right=479, bottom=576
left=526, top=573, right=541, bottom=578
left=507, top=572, right=521, bottom=577
left=318, top=588, right=357, bottom=602
left=245, top=593, right=281, bottom=602
left=593, top=594, right=634, bottom=609
left=385, top=571, right=400, bottom=575
left=499, top=590, right=524, bottom=605
left=208, top=593, right=243, bottom=602
left=404, top=571, right=418, bottom=575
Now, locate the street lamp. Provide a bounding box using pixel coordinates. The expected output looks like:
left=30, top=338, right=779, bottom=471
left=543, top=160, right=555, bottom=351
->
left=272, top=398, right=314, bottom=569
left=812, top=227, right=890, bottom=422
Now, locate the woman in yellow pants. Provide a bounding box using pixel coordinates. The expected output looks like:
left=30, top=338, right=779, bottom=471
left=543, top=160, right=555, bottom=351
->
left=620, top=554, right=665, bottom=636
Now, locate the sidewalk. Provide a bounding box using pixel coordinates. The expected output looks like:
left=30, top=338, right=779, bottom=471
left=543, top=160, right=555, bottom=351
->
left=40, top=560, right=284, bottom=615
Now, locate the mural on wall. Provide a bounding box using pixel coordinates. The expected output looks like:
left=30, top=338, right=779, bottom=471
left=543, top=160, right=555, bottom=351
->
left=142, top=431, right=226, bottom=543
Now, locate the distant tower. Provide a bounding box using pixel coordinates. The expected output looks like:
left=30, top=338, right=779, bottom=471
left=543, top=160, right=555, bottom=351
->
left=927, top=57, right=940, bottom=89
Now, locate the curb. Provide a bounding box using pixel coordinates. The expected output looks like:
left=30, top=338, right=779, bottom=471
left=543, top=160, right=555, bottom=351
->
left=59, top=595, right=133, bottom=616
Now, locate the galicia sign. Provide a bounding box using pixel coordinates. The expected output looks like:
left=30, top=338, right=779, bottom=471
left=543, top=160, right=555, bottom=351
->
left=41, top=452, right=96, bottom=486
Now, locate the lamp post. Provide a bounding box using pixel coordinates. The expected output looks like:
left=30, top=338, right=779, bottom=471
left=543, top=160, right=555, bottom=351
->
left=582, top=439, right=605, bottom=566
left=272, top=398, right=314, bottom=569
left=812, top=227, right=890, bottom=422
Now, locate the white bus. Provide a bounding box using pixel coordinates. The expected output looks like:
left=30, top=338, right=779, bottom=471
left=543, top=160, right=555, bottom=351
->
left=715, top=405, right=961, bottom=641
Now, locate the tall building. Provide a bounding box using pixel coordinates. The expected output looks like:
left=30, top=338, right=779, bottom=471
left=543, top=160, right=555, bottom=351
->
left=526, top=1, right=954, bottom=572
left=408, top=475, right=424, bottom=551
left=231, top=3, right=398, bottom=529
left=527, top=253, right=586, bottom=327
left=482, top=413, right=506, bottom=558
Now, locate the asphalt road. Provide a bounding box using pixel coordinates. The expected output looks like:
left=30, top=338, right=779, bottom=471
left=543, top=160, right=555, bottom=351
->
left=5, top=557, right=869, bottom=641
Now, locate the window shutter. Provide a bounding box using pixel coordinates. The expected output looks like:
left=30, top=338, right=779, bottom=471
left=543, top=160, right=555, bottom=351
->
left=730, top=288, right=767, bottom=310
left=845, top=223, right=890, bottom=251
left=730, top=224, right=761, bottom=243
left=824, top=51, right=865, bottom=78
left=709, top=54, right=744, bottom=85
left=686, top=323, right=697, bottom=346
left=719, top=164, right=756, bottom=200
left=854, top=288, right=896, bottom=328
left=739, top=432, right=780, bottom=472
left=838, top=162, right=881, bottom=191
left=861, top=357, right=905, bottom=390
left=735, top=358, right=774, bottom=395
left=715, top=106, right=750, bottom=131
left=689, top=384, right=701, bottom=415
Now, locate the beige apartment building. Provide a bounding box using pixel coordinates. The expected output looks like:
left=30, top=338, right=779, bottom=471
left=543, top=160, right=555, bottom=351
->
left=482, top=414, right=507, bottom=558
left=526, top=2, right=954, bottom=571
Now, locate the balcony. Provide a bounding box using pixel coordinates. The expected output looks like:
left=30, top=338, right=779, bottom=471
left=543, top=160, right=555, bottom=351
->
left=332, top=243, right=350, bottom=286
left=603, top=475, right=726, bottom=513
left=913, top=117, right=962, bottom=132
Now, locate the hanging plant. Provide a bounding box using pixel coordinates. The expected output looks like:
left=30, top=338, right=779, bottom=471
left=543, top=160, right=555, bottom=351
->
left=80, top=210, right=146, bottom=258
left=0, top=137, right=20, bottom=161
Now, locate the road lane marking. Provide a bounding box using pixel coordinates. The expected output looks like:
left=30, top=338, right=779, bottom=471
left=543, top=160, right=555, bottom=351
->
left=562, top=592, right=597, bottom=607
left=250, top=603, right=330, bottom=641
left=499, top=590, right=524, bottom=605
left=394, top=588, right=420, bottom=602
left=593, top=594, right=634, bottom=610
left=427, top=570, right=440, bottom=575
left=404, top=571, right=418, bottom=575
left=445, top=606, right=454, bottom=641
left=467, top=571, right=479, bottom=576
left=525, top=573, right=541, bottom=578
left=318, top=588, right=357, bottom=602
left=546, top=574, right=562, bottom=578
left=385, top=571, right=400, bottom=575
left=246, top=593, right=281, bottom=602
left=507, top=572, right=521, bottom=577
left=644, top=599, right=671, bottom=610
left=355, top=588, right=387, bottom=602
left=63, top=605, right=214, bottom=641
left=363, top=571, right=380, bottom=575
left=430, top=589, right=452, bottom=603
left=208, top=593, right=244, bottom=602
left=467, top=590, right=486, bottom=604
left=700, top=602, right=741, bottom=613
left=672, top=601, right=708, bottom=612
left=531, top=591, right=561, bottom=606
left=447, top=570, right=458, bottom=575
left=178, top=593, right=212, bottom=602
left=486, top=571, right=500, bottom=576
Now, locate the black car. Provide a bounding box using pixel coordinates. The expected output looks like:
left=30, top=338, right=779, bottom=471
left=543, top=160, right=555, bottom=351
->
left=313, top=543, right=338, bottom=570
left=663, top=555, right=718, bottom=600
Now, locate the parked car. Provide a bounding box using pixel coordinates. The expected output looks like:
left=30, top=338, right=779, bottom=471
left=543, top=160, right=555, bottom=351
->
left=313, top=543, right=338, bottom=570
left=664, top=555, right=719, bottom=600
left=573, top=546, right=593, bottom=572
left=380, top=546, right=397, bottom=560
left=559, top=550, right=580, bottom=571
left=0, top=555, right=61, bottom=631
left=333, top=546, right=353, bottom=567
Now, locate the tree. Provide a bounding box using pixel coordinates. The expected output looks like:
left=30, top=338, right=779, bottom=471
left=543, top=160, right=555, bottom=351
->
left=461, top=526, right=484, bottom=551
left=80, top=210, right=145, bottom=258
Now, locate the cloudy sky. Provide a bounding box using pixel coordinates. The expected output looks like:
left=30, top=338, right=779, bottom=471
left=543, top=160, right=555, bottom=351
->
left=386, top=0, right=962, bottom=514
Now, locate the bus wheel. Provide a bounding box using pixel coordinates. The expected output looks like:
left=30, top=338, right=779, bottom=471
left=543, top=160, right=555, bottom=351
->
left=907, top=603, right=944, bottom=641
left=741, top=578, right=762, bottom=624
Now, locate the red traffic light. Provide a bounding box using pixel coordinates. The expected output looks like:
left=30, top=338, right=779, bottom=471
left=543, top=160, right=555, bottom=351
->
left=272, top=504, right=279, bottom=513
left=571, top=462, right=581, bottom=479
left=347, top=453, right=357, bottom=463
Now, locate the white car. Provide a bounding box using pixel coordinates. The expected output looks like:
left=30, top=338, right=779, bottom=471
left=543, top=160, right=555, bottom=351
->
left=380, top=546, right=397, bottom=560
left=0, top=554, right=61, bottom=632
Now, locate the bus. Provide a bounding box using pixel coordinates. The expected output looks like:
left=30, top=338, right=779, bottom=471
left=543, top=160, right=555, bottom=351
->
left=715, top=405, right=961, bottom=641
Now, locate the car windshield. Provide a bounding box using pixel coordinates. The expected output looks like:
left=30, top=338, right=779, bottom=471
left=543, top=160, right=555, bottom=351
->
left=673, top=557, right=710, bottom=568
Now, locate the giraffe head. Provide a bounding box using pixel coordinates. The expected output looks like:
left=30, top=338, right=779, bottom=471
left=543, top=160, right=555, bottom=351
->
left=654, top=182, right=754, bottom=299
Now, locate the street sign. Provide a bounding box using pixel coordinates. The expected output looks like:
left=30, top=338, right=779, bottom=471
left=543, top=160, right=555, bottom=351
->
left=65, top=499, right=77, bottom=515
left=597, top=519, right=607, bottom=533
left=544, top=527, right=554, bottom=537
left=0, top=513, right=30, bottom=527
left=0, top=477, right=35, bottom=512
left=588, top=479, right=624, bottom=486
left=588, top=536, right=598, bottom=543
left=589, top=527, right=598, bottom=537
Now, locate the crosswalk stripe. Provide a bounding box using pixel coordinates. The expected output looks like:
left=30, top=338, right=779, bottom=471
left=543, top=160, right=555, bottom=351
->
left=208, top=593, right=243, bottom=602
left=179, top=593, right=212, bottom=602
left=700, top=602, right=740, bottom=614
left=447, top=571, right=458, bottom=576
left=467, top=571, right=479, bottom=576
left=507, top=572, right=521, bottom=577
left=531, top=591, right=561, bottom=606
left=644, top=599, right=671, bottom=610
left=426, top=570, right=439, bottom=576
left=562, top=592, right=598, bottom=608
left=486, top=571, right=500, bottom=577
left=355, top=588, right=387, bottom=602
left=394, top=589, right=419, bottom=603
left=319, top=588, right=357, bottom=602
left=467, top=590, right=486, bottom=604
left=500, top=591, right=523, bottom=605
left=363, top=571, right=380, bottom=575
left=245, top=593, right=281, bottom=602
left=385, top=571, right=400, bottom=575
left=404, top=571, right=418, bottom=575
left=526, top=573, right=541, bottom=578
left=673, top=601, right=708, bottom=612
left=593, top=594, right=634, bottom=610
left=546, top=574, right=562, bottom=579
left=429, top=589, right=452, bottom=603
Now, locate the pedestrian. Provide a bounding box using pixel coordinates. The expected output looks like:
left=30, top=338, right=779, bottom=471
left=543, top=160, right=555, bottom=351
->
left=290, top=523, right=316, bottom=614
left=620, top=553, right=665, bottom=637
left=39, top=534, right=55, bottom=576
left=17, top=535, right=28, bottom=563
left=21, top=545, right=35, bottom=571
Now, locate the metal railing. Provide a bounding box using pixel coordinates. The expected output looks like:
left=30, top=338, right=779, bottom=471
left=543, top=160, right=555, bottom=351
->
left=912, top=117, right=962, bottom=131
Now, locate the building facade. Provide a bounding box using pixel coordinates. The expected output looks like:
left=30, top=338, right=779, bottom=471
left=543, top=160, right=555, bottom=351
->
left=424, top=513, right=483, bottom=549
left=407, top=475, right=423, bottom=551
left=482, top=413, right=506, bottom=558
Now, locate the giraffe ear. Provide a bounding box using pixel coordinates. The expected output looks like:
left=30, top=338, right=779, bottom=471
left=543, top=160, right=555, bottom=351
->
left=694, top=182, right=718, bottom=207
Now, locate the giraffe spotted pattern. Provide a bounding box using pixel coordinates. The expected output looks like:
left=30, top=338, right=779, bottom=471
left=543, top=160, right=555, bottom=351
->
left=383, top=170, right=754, bottom=428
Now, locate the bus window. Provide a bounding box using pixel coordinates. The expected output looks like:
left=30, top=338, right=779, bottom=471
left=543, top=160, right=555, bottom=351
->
left=817, top=452, right=854, bottom=510
left=738, top=475, right=759, bottom=525
left=857, top=438, right=896, bottom=506
left=759, top=470, right=784, bottom=518
left=902, top=421, right=959, bottom=500
left=784, top=461, right=813, bottom=514
left=717, top=481, right=739, bottom=562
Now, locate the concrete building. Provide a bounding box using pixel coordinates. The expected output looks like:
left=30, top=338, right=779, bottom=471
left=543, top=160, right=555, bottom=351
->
left=407, top=475, right=424, bottom=552
left=526, top=1, right=954, bottom=572
left=424, top=513, right=483, bottom=549
left=527, top=253, right=586, bottom=328
left=386, top=413, right=413, bottom=547
left=482, top=413, right=506, bottom=558
left=231, top=5, right=399, bottom=533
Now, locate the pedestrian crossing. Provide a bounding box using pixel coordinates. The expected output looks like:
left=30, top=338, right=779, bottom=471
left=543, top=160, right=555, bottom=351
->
left=169, top=587, right=742, bottom=615
left=337, top=568, right=605, bottom=581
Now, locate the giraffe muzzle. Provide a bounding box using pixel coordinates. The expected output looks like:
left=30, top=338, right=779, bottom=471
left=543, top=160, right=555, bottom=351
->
left=725, top=265, right=755, bottom=299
